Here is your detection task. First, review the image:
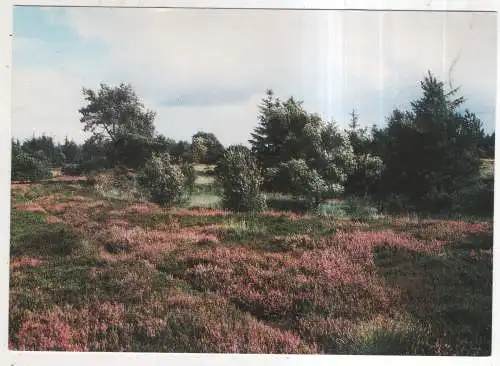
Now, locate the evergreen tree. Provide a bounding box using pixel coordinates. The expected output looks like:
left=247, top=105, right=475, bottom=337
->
left=374, top=71, right=484, bottom=212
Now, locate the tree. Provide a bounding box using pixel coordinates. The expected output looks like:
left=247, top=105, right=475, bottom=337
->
left=344, top=111, right=384, bottom=197
left=250, top=90, right=355, bottom=199
left=191, top=132, right=224, bottom=164
left=22, top=134, right=63, bottom=167
left=346, top=109, right=369, bottom=155
left=373, top=71, right=484, bottom=212
left=250, top=90, right=324, bottom=170
left=170, top=140, right=192, bottom=163
left=215, top=145, right=266, bottom=213
left=61, top=137, right=81, bottom=164
left=79, top=83, right=156, bottom=167
left=80, top=138, right=112, bottom=172
left=153, top=135, right=177, bottom=156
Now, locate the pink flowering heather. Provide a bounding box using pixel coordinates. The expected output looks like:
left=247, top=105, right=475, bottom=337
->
left=326, top=229, right=445, bottom=256
left=44, top=202, right=71, bottom=214
left=10, top=257, right=42, bottom=268
left=14, top=203, right=47, bottom=214
left=12, top=302, right=129, bottom=352
left=177, top=245, right=401, bottom=322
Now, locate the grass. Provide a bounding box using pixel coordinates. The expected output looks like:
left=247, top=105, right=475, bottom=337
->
left=8, top=166, right=493, bottom=355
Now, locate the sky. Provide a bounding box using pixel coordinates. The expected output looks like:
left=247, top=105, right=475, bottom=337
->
left=11, top=6, right=497, bottom=146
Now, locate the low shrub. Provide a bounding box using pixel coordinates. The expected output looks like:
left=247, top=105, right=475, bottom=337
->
left=138, top=153, right=186, bottom=207
left=267, top=159, right=343, bottom=208
left=11, top=149, right=52, bottom=182
left=215, top=146, right=266, bottom=213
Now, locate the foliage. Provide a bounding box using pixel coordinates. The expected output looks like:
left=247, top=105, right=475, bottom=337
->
left=181, top=161, right=197, bottom=194
left=21, top=135, right=64, bottom=167
left=114, top=133, right=156, bottom=170
left=371, top=72, right=484, bottom=213
left=191, top=132, right=225, bottom=165
left=250, top=90, right=324, bottom=170
left=215, top=145, right=266, bottom=213
left=11, top=143, right=52, bottom=181
left=60, top=137, right=82, bottom=164
left=478, top=132, right=495, bottom=159
left=267, top=159, right=343, bottom=208
left=250, top=90, right=355, bottom=198
left=79, top=83, right=156, bottom=168
left=61, top=163, right=84, bottom=176
left=344, top=110, right=385, bottom=197
left=138, top=153, right=186, bottom=207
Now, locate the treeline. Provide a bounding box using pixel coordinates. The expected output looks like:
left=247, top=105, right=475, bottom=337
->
left=11, top=132, right=224, bottom=178
left=11, top=72, right=495, bottom=216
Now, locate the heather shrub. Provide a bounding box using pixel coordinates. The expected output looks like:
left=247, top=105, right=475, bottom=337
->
left=138, top=153, right=186, bottom=207
left=215, top=145, right=266, bottom=213
left=11, top=148, right=52, bottom=181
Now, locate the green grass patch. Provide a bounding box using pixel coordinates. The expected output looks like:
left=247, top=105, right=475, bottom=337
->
left=10, top=211, right=84, bottom=257
left=373, top=237, right=492, bottom=356
left=187, top=193, right=221, bottom=209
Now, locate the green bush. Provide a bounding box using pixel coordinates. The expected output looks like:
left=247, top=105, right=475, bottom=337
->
left=11, top=148, right=52, bottom=181
left=451, top=177, right=494, bottom=217
left=138, top=153, right=186, bottom=207
left=268, top=159, right=343, bottom=208
left=81, top=157, right=111, bottom=173
left=215, top=145, right=266, bottom=213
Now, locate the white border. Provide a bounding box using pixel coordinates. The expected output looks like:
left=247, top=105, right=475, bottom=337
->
left=8, top=0, right=500, bottom=11
left=1, top=1, right=499, bottom=366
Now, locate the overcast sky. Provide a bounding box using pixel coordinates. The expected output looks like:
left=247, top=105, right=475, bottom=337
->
left=11, top=7, right=497, bottom=145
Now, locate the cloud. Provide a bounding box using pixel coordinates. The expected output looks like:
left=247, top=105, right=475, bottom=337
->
left=11, top=67, right=89, bottom=143
left=12, top=8, right=497, bottom=146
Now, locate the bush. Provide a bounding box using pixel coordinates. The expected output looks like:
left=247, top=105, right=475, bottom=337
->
left=61, top=163, right=84, bottom=176
left=81, top=157, right=111, bottom=173
left=11, top=148, right=52, bottom=181
left=268, top=159, right=343, bottom=208
left=138, top=153, right=186, bottom=207
left=215, top=146, right=266, bottom=213
left=451, top=177, right=494, bottom=217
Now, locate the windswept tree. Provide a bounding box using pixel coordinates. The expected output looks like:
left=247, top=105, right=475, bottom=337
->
left=79, top=83, right=156, bottom=168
